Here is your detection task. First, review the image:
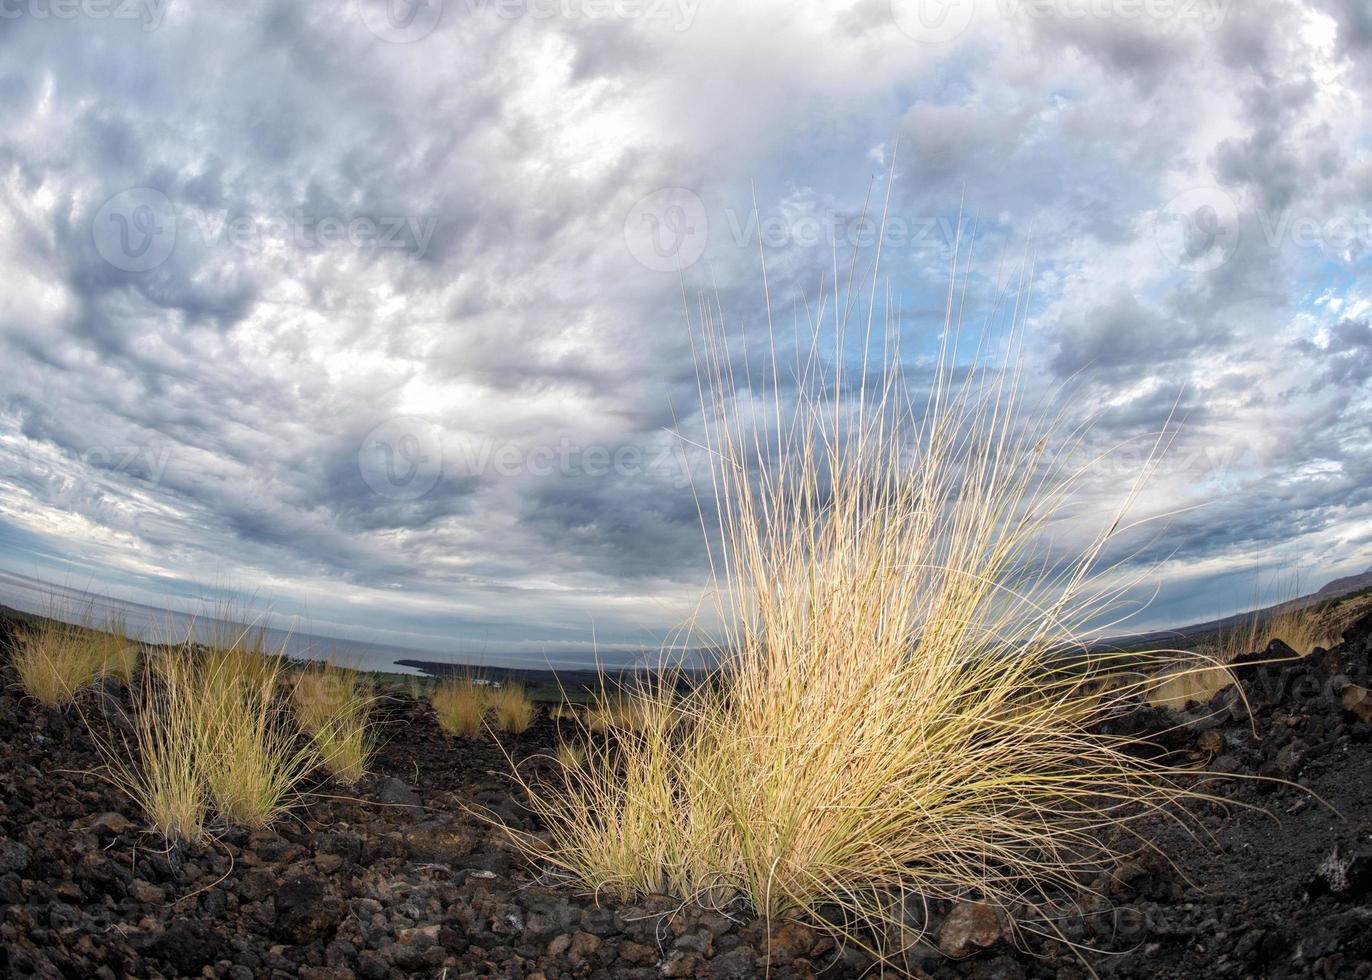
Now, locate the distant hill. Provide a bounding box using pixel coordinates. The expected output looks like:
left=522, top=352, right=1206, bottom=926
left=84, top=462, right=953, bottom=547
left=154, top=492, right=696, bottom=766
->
left=1106, top=565, right=1372, bottom=648
left=1311, top=568, right=1372, bottom=601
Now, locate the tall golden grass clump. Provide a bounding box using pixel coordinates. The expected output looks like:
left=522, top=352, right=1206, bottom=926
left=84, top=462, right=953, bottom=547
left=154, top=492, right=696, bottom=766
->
left=1314, top=589, right=1372, bottom=648
left=515, top=256, right=1213, bottom=959
left=1153, top=598, right=1343, bottom=707
left=12, top=606, right=140, bottom=705
left=97, top=622, right=317, bottom=838
left=492, top=684, right=536, bottom=734
left=548, top=701, right=578, bottom=723
left=12, top=619, right=107, bottom=708
left=595, top=691, right=657, bottom=732
left=292, top=661, right=377, bottom=784
left=431, top=677, right=487, bottom=736
left=203, top=620, right=282, bottom=692
left=102, top=647, right=208, bottom=841
left=1262, top=604, right=1339, bottom=657
left=198, top=638, right=316, bottom=828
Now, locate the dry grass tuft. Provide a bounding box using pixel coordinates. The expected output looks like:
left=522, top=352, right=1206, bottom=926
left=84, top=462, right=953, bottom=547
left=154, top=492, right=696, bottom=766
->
left=1313, top=589, right=1372, bottom=648
left=492, top=684, right=536, bottom=734
left=514, top=266, right=1215, bottom=960
left=99, top=647, right=208, bottom=841
left=1151, top=597, right=1351, bottom=708
left=12, top=619, right=107, bottom=708
left=95, top=626, right=317, bottom=838
left=292, top=662, right=377, bottom=785
left=12, top=602, right=145, bottom=705
left=597, top=691, right=657, bottom=733
left=554, top=739, right=586, bottom=769
left=432, top=678, right=487, bottom=737
left=583, top=703, right=613, bottom=733
left=549, top=702, right=579, bottom=723
left=1264, top=605, right=1337, bottom=657
left=93, top=612, right=140, bottom=685
left=203, top=621, right=283, bottom=694
left=200, top=643, right=316, bottom=828
left=1146, top=664, right=1236, bottom=709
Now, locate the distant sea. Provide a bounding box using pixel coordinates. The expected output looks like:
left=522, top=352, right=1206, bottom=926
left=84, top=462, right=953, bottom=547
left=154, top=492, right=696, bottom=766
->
left=0, top=569, right=707, bottom=676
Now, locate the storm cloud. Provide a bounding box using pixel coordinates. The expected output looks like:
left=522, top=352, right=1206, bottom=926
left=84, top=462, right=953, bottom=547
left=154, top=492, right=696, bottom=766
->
left=0, top=0, right=1369, bottom=659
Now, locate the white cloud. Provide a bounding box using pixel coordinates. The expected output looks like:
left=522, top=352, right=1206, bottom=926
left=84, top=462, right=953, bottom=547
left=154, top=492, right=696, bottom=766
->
left=0, top=0, right=1368, bottom=659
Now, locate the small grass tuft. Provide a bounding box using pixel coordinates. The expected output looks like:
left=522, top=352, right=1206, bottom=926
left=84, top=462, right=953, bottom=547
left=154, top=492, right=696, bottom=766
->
left=96, top=628, right=317, bottom=838
left=99, top=647, right=208, bottom=841
left=554, top=739, right=586, bottom=769
left=95, top=612, right=140, bottom=685
left=431, top=678, right=487, bottom=737
left=292, top=661, right=377, bottom=785
left=492, top=684, right=535, bottom=734
left=199, top=645, right=316, bottom=828
left=12, top=619, right=106, bottom=708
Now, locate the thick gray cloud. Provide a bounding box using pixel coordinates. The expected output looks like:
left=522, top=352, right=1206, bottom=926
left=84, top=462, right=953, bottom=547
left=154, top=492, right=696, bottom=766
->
left=0, top=0, right=1369, bottom=660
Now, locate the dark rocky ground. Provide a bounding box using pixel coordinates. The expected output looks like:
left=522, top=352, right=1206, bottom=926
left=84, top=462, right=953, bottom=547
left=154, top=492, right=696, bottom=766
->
left=1, top=612, right=1370, bottom=979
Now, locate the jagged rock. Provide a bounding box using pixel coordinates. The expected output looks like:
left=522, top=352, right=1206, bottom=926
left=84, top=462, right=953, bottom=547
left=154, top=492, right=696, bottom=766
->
left=1307, top=845, right=1372, bottom=900
left=272, top=874, right=343, bottom=943
left=378, top=777, right=422, bottom=809
left=79, top=811, right=132, bottom=836
left=154, top=917, right=222, bottom=974
left=0, top=839, right=33, bottom=874
left=401, top=818, right=476, bottom=863
left=128, top=879, right=165, bottom=904
left=1342, top=684, right=1372, bottom=723
left=939, top=902, right=1008, bottom=957
left=236, top=866, right=278, bottom=902
left=767, top=920, right=816, bottom=962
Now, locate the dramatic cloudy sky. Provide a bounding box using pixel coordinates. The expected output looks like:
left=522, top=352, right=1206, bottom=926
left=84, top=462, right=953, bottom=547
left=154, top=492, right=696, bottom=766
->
left=1, top=0, right=1370, bottom=666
